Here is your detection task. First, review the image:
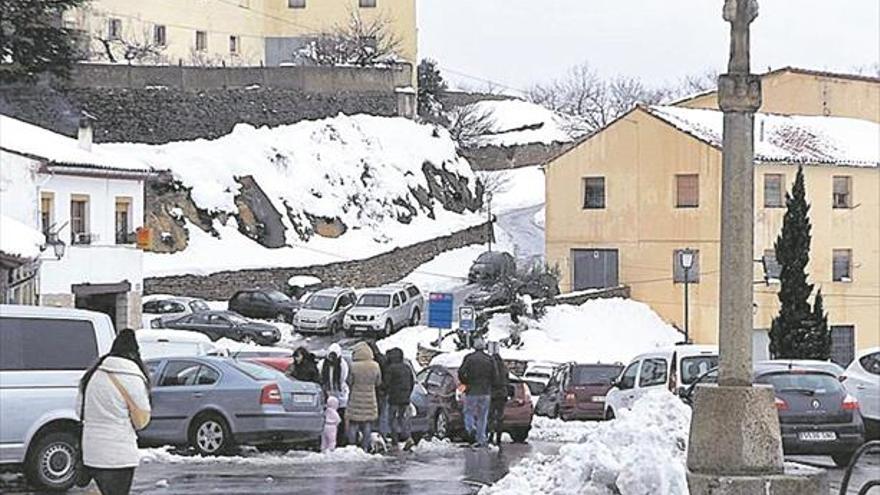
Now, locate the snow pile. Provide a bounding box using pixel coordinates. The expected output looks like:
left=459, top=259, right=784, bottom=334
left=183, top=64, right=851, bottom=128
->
left=0, top=115, right=150, bottom=171
left=648, top=106, right=880, bottom=167
left=481, top=298, right=682, bottom=365
left=376, top=324, right=457, bottom=367
left=140, top=445, right=378, bottom=466
left=102, top=114, right=483, bottom=276
left=528, top=416, right=598, bottom=443
left=0, top=215, right=44, bottom=259
left=483, top=391, right=692, bottom=495
left=461, top=99, right=581, bottom=147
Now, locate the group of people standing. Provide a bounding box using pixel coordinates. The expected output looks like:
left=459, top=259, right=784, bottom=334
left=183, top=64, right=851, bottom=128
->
left=286, top=341, right=416, bottom=453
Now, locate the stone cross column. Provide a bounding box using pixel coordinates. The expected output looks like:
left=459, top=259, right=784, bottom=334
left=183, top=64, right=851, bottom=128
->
left=717, top=0, right=761, bottom=386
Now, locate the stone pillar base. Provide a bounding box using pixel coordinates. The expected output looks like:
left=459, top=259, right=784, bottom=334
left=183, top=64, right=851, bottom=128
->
left=688, top=463, right=828, bottom=495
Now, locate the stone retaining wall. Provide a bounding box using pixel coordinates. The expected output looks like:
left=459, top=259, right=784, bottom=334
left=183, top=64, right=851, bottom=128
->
left=144, top=222, right=493, bottom=299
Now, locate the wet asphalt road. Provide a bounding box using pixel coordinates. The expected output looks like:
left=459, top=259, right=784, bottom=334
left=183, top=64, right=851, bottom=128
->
left=1, top=441, right=561, bottom=495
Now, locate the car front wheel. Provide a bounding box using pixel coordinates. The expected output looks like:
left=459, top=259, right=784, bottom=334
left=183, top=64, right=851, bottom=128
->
left=190, top=414, right=233, bottom=456
left=384, top=320, right=393, bottom=337
left=433, top=411, right=450, bottom=439
left=25, top=430, right=78, bottom=492
left=604, top=408, right=615, bottom=421
left=411, top=308, right=421, bottom=326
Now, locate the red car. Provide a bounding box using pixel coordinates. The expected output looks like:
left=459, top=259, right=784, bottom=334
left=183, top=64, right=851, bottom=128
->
left=417, top=364, right=533, bottom=443
left=534, top=363, right=624, bottom=421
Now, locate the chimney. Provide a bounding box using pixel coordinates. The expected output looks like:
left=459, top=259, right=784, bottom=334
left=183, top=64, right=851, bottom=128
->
left=78, top=112, right=95, bottom=151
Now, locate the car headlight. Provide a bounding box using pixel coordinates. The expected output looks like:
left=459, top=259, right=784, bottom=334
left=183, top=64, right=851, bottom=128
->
left=150, top=318, right=162, bottom=328
left=318, top=316, right=328, bottom=325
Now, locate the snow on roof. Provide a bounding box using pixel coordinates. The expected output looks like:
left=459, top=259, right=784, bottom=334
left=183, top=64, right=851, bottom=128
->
left=0, top=114, right=151, bottom=172
left=462, top=99, right=582, bottom=147
left=647, top=106, right=880, bottom=167
left=0, top=215, right=44, bottom=259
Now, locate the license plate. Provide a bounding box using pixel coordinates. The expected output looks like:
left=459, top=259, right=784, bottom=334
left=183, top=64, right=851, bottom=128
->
left=353, top=326, right=370, bottom=332
left=798, top=431, right=836, bottom=442
left=292, top=394, right=313, bottom=404
left=591, top=396, right=606, bottom=403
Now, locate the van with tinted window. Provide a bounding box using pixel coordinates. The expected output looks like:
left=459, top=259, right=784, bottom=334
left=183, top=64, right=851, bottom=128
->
left=604, top=345, right=718, bottom=419
left=0, top=305, right=116, bottom=491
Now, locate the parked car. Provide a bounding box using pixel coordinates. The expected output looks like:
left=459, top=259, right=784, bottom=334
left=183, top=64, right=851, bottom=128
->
left=605, top=345, right=718, bottom=419
left=142, top=295, right=211, bottom=329
left=0, top=305, right=116, bottom=491
left=140, top=356, right=323, bottom=454
left=229, top=288, right=300, bottom=323
left=754, top=365, right=864, bottom=467
left=159, top=310, right=281, bottom=345
left=343, top=284, right=424, bottom=337
left=842, top=347, right=880, bottom=439
left=468, top=251, right=516, bottom=284
left=136, top=329, right=224, bottom=360
left=756, top=359, right=845, bottom=378
left=417, top=363, right=533, bottom=443
left=464, top=282, right=514, bottom=311
left=522, top=361, right=562, bottom=396
left=536, top=363, right=624, bottom=421
left=292, top=287, right=356, bottom=335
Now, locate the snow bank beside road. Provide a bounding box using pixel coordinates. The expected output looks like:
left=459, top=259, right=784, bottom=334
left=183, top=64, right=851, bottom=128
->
left=483, top=391, right=691, bottom=495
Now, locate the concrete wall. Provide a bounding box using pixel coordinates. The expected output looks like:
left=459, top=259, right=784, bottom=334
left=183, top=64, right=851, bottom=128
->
left=679, top=70, right=880, bottom=122
left=544, top=107, right=879, bottom=352
left=145, top=222, right=492, bottom=299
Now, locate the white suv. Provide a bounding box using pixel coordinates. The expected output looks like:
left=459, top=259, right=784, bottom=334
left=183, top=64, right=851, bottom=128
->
left=343, top=283, right=424, bottom=337
left=842, top=347, right=880, bottom=439
left=0, top=305, right=116, bottom=491
left=604, top=344, right=718, bottom=419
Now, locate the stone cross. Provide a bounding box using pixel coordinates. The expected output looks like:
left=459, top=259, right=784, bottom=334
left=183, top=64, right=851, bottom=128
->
left=723, top=0, right=759, bottom=74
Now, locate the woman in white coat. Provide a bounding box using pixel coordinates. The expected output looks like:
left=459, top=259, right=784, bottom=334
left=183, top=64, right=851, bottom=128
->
left=320, top=343, right=350, bottom=445
left=77, top=329, right=151, bottom=495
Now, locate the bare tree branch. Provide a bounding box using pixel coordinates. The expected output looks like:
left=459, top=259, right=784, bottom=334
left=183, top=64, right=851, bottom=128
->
left=296, top=11, right=402, bottom=67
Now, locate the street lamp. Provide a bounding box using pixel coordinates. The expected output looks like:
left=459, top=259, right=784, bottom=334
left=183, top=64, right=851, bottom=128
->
left=680, top=248, right=695, bottom=344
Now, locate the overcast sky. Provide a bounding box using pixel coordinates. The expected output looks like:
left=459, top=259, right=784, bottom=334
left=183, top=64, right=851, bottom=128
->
left=418, top=0, right=880, bottom=94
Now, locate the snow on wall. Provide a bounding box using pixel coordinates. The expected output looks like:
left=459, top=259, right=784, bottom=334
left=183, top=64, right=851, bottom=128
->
left=648, top=106, right=880, bottom=167
left=458, top=99, right=582, bottom=148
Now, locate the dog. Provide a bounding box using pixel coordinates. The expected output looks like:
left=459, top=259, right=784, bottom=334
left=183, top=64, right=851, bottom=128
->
left=369, top=432, right=388, bottom=454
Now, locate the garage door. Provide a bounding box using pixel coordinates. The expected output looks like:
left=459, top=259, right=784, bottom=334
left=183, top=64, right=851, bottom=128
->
left=572, top=249, right=619, bottom=290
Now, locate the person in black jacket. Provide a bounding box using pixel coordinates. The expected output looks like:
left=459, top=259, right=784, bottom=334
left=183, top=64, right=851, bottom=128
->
left=286, top=347, right=320, bottom=383
left=488, top=344, right=510, bottom=445
left=384, top=347, right=415, bottom=450
left=457, top=338, right=497, bottom=447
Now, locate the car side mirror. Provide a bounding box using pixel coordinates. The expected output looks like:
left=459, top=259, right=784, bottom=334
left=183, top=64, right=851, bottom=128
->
left=610, top=379, right=620, bottom=388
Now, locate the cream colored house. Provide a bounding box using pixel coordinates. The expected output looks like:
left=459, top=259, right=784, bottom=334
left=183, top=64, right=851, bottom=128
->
left=675, top=67, right=880, bottom=123
left=64, top=0, right=417, bottom=75
left=544, top=103, right=879, bottom=365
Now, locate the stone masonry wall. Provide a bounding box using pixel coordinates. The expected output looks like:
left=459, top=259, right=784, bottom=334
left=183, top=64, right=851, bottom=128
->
left=0, top=64, right=411, bottom=144
left=461, top=141, right=578, bottom=171
left=144, top=222, right=493, bottom=299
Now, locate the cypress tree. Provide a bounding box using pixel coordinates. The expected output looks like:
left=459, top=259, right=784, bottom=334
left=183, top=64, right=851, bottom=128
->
left=768, top=165, right=815, bottom=358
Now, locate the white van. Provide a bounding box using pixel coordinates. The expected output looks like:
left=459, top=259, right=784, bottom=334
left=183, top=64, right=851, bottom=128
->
left=0, top=305, right=116, bottom=491
left=604, top=345, right=718, bottom=419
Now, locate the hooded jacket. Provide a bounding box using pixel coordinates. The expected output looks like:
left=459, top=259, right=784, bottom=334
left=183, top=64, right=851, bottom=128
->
left=384, top=348, right=414, bottom=406
left=78, top=356, right=151, bottom=469
left=458, top=349, right=497, bottom=396
left=287, top=348, right=321, bottom=383
left=321, top=343, right=350, bottom=408
left=346, top=342, right=382, bottom=422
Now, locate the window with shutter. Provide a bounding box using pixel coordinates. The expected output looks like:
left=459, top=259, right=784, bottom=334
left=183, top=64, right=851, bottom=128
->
left=763, top=174, right=784, bottom=208
left=832, top=249, right=852, bottom=282
left=833, top=176, right=851, bottom=209
left=675, top=174, right=699, bottom=208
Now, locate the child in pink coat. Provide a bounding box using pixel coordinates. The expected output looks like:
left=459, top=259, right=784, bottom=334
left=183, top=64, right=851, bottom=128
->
left=322, top=396, right=341, bottom=452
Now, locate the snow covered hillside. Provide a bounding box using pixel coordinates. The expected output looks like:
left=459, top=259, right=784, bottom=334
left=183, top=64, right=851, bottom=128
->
left=103, top=115, right=484, bottom=276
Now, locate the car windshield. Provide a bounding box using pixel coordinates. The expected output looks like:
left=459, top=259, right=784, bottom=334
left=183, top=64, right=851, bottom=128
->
left=571, top=365, right=622, bottom=385
left=304, top=295, right=335, bottom=310
left=681, top=355, right=719, bottom=385
left=357, top=294, right=391, bottom=308
left=756, top=372, right=841, bottom=394
left=190, top=300, right=210, bottom=312
left=234, top=360, right=285, bottom=380
left=265, top=290, right=290, bottom=303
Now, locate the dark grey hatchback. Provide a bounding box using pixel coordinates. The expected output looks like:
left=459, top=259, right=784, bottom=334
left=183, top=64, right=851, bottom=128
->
left=755, top=368, right=864, bottom=466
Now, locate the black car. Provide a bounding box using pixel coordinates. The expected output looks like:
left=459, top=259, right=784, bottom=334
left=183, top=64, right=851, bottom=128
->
left=468, top=251, right=516, bottom=284
left=464, top=282, right=514, bottom=310
left=159, top=310, right=281, bottom=346
left=229, top=289, right=300, bottom=323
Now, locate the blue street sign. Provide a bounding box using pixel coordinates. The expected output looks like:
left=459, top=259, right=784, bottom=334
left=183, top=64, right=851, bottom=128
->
left=427, top=292, right=454, bottom=329
left=459, top=306, right=475, bottom=332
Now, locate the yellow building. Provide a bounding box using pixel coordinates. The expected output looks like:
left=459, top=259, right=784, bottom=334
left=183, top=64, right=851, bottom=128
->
left=544, top=84, right=879, bottom=364
left=64, top=0, right=417, bottom=76
left=675, top=67, right=880, bottom=123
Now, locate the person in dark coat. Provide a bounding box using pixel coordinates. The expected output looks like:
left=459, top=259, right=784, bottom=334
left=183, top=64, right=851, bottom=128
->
left=286, top=347, right=320, bottom=383
left=488, top=344, right=510, bottom=445
left=384, top=347, right=415, bottom=450
left=457, top=338, right=497, bottom=447
left=366, top=341, right=390, bottom=436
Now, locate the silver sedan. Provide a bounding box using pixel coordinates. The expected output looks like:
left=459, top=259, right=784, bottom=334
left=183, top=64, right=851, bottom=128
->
left=140, top=356, right=324, bottom=455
